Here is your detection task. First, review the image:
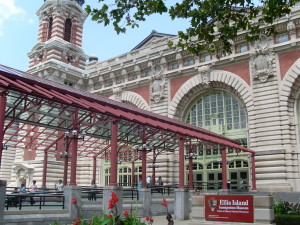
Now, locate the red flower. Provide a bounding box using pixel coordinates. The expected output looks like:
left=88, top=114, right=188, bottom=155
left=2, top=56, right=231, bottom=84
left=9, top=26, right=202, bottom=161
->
left=146, top=216, right=154, bottom=223
left=107, top=214, right=113, bottom=218
left=108, top=199, right=115, bottom=209
left=108, top=192, right=119, bottom=209
left=73, top=218, right=81, bottom=225
left=123, top=210, right=129, bottom=217
left=71, top=198, right=77, bottom=205
left=112, top=192, right=119, bottom=203
left=162, top=198, right=168, bottom=207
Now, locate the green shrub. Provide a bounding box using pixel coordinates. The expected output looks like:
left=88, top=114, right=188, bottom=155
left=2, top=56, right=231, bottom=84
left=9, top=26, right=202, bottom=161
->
left=274, top=214, right=300, bottom=225
left=273, top=201, right=300, bottom=215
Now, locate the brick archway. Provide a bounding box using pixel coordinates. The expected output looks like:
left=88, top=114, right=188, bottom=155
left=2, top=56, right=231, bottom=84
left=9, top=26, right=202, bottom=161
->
left=281, top=58, right=300, bottom=148
left=169, top=70, right=253, bottom=120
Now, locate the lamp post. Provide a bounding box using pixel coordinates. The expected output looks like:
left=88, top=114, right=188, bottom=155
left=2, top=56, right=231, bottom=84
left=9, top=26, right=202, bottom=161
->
left=60, top=150, right=70, bottom=186
left=64, top=129, right=86, bottom=186
left=185, top=151, right=198, bottom=190
left=135, top=143, right=152, bottom=188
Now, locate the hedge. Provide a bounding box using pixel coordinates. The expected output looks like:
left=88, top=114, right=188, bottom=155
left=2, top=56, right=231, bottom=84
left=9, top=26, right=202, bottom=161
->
left=274, top=214, right=300, bottom=225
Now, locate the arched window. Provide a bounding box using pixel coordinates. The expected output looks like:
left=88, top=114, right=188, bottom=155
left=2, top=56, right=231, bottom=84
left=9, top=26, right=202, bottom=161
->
left=185, top=91, right=247, bottom=143
left=47, top=17, right=53, bottom=40
left=297, top=96, right=300, bottom=149
left=64, top=18, right=72, bottom=42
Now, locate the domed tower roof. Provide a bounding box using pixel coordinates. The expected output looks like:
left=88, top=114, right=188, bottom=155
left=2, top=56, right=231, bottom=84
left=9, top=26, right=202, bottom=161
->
left=43, top=0, right=85, bottom=7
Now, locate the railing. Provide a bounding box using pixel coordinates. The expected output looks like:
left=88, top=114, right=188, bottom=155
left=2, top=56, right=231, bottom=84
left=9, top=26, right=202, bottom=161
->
left=150, top=185, right=178, bottom=195
left=123, top=188, right=139, bottom=200
left=5, top=192, right=64, bottom=210
left=81, top=187, right=139, bottom=200
left=193, top=181, right=249, bottom=191
left=81, top=187, right=103, bottom=200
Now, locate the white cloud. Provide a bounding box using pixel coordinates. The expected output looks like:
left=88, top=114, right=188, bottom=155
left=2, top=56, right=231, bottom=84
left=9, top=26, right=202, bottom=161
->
left=0, top=0, right=25, bottom=36
left=28, top=18, right=34, bottom=24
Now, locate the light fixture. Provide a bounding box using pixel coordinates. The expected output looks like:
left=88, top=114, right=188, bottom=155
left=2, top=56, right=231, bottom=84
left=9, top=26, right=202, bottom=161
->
left=2, top=143, right=8, bottom=150
left=184, top=152, right=198, bottom=159
left=135, top=143, right=153, bottom=152
left=60, top=151, right=69, bottom=158
left=64, top=130, right=86, bottom=140
left=148, top=163, right=159, bottom=168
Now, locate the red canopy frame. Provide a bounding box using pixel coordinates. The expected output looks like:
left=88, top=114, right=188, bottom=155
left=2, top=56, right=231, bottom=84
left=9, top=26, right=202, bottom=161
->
left=0, top=64, right=256, bottom=190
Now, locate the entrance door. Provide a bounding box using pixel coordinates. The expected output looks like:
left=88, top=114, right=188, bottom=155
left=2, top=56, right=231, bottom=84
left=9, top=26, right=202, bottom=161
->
left=207, top=172, right=222, bottom=190
left=193, top=173, right=203, bottom=190
left=229, top=170, right=248, bottom=190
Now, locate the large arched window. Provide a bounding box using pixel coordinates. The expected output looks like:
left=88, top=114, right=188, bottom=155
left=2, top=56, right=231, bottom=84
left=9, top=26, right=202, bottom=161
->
left=185, top=91, right=247, bottom=143
left=64, top=18, right=72, bottom=42
left=297, top=96, right=300, bottom=150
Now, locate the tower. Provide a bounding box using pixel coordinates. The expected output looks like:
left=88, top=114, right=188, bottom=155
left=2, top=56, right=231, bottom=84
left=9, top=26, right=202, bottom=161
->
left=27, top=0, right=88, bottom=89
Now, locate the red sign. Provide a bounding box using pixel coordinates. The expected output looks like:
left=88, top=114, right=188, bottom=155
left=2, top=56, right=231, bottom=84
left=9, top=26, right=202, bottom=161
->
left=205, top=195, right=254, bottom=223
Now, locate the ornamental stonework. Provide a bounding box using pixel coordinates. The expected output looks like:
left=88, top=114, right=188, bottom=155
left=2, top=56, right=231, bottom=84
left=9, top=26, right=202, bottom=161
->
left=250, top=35, right=276, bottom=83
left=150, top=64, right=166, bottom=103
left=198, top=65, right=211, bottom=87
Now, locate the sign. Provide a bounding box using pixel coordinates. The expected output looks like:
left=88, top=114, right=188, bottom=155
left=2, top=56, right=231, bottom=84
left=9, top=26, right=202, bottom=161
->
left=205, top=195, right=254, bottom=223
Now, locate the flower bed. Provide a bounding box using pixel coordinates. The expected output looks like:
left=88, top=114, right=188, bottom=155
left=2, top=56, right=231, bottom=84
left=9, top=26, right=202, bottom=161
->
left=273, top=201, right=300, bottom=225
left=52, top=193, right=173, bottom=225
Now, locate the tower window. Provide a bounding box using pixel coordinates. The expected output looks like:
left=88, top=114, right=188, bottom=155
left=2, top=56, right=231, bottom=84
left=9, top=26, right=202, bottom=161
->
left=47, top=17, right=53, bottom=40
left=64, top=18, right=72, bottom=42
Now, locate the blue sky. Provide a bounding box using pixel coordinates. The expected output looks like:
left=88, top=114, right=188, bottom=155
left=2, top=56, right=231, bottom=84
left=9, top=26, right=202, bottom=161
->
left=0, top=0, right=190, bottom=71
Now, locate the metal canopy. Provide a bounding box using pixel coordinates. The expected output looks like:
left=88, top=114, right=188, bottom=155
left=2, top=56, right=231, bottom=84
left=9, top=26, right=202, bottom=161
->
left=0, top=64, right=255, bottom=163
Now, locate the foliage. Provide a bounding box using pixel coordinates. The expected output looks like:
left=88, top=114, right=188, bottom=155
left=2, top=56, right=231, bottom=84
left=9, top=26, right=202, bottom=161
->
left=273, top=214, right=300, bottom=225
left=50, top=192, right=158, bottom=225
left=85, top=0, right=300, bottom=56
left=273, top=201, right=300, bottom=215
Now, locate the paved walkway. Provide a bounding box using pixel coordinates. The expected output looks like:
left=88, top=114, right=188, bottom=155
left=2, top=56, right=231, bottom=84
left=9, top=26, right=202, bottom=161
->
left=151, top=215, right=275, bottom=225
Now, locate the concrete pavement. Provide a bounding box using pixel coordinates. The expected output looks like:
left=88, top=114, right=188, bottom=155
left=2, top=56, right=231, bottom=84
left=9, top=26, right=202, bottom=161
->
left=151, top=215, right=275, bottom=225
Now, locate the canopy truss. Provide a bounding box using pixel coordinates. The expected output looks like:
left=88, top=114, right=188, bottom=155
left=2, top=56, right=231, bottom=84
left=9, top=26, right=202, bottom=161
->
left=0, top=64, right=256, bottom=189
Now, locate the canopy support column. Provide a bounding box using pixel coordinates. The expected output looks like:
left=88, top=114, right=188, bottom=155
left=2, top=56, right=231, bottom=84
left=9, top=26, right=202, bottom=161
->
left=179, top=137, right=185, bottom=189
left=69, top=109, right=79, bottom=186
left=221, top=147, right=228, bottom=190
left=251, top=153, right=257, bottom=191
left=141, top=144, right=147, bottom=188
left=188, top=146, right=194, bottom=190
left=42, top=151, right=48, bottom=188
left=0, top=91, right=7, bottom=169
left=131, top=161, right=135, bottom=187
left=63, top=141, right=70, bottom=186
left=93, top=156, right=96, bottom=182
left=109, top=120, right=118, bottom=186
left=151, top=149, right=156, bottom=186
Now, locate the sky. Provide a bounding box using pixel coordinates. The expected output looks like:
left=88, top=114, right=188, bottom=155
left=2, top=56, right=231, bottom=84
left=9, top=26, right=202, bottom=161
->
left=0, top=0, right=190, bottom=71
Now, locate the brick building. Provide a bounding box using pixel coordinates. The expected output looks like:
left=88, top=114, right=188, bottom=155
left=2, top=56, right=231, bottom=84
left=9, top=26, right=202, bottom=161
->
left=2, top=0, right=300, bottom=192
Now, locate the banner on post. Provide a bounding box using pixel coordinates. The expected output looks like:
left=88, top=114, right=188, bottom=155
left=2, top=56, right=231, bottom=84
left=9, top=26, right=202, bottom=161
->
left=205, top=195, right=254, bottom=223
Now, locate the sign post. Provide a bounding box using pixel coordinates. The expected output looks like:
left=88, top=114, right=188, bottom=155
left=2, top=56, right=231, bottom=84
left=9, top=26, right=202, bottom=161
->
left=205, top=195, right=254, bottom=223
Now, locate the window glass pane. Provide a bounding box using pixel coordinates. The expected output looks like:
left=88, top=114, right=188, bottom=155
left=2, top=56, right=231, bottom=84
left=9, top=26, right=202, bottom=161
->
left=277, top=33, right=288, bottom=43
left=201, top=54, right=211, bottom=62
left=236, top=43, right=248, bottom=53
left=169, top=62, right=179, bottom=70
left=184, top=57, right=195, bottom=66
left=128, top=73, right=137, bottom=81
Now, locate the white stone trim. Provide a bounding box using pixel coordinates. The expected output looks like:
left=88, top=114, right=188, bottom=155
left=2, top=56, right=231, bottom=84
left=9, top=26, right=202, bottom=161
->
left=109, top=91, right=150, bottom=111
